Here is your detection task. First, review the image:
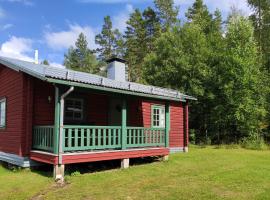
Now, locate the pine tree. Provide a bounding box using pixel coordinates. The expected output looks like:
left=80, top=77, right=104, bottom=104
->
left=143, top=7, right=161, bottom=51
left=154, top=0, right=179, bottom=30
left=95, top=16, right=124, bottom=61
left=64, top=33, right=100, bottom=74
left=125, top=9, right=146, bottom=82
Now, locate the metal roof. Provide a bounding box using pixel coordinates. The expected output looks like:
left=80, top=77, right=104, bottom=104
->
left=0, top=56, right=196, bottom=102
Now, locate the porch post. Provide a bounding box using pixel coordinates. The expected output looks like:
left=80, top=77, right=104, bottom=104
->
left=165, top=102, right=170, bottom=148
left=53, top=86, right=60, bottom=154
left=121, top=98, right=127, bottom=149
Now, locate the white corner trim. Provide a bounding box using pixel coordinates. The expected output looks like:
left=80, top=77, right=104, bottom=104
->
left=0, top=151, right=39, bottom=167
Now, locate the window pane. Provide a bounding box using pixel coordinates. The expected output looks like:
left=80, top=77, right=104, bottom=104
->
left=152, top=106, right=165, bottom=128
left=74, top=112, right=82, bottom=119
left=74, top=101, right=81, bottom=107
left=160, top=118, right=165, bottom=127
left=160, top=108, right=165, bottom=128
left=65, top=111, right=73, bottom=118
left=65, top=98, right=83, bottom=121
left=0, top=101, right=6, bottom=126
left=66, top=100, right=73, bottom=106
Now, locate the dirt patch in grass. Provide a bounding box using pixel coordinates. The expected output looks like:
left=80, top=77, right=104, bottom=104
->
left=30, top=182, right=70, bottom=200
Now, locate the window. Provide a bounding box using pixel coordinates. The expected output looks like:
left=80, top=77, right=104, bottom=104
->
left=64, top=98, right=84, bottom=121
left=0, top=98, right=6, bottom=128
left=152, top=105, right=165, bottom=128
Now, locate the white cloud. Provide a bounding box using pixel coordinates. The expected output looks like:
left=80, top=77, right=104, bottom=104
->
left=175, top=0, right=251, bottom=17
left=1, top=23, right=13, bottom=31
left=50, top=62, right=65, bottom=68
left=0, top=36, right=34, bottom=61
left=0, top=7, right=5, bottom=19
left=112, top=4, right=134, bottom=32
left=44, top=24, right=97, bottom=50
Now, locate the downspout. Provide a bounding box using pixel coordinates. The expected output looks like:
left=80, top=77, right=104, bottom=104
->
left=58, top=86, right=74, bottom=165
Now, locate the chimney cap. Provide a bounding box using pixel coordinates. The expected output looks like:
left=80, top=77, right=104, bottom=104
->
left=106, top=57, right=126, bottom=64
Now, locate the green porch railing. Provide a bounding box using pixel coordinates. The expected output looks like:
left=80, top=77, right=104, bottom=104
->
left=126, top=127, right=165, bottom=148
left=32, top=125, right=166, bottom=153
left=32, top=126, right=54, bottom=152
left=62, top=126, right=122, bottom=151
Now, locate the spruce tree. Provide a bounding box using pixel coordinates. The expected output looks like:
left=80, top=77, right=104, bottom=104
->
left=95, top=16, right=124, bottom=61
left=125, top=9, right=146, bottom=82
left=64, top=33, right=100, bottom=74
left=186, top=0, right=212, bottom=34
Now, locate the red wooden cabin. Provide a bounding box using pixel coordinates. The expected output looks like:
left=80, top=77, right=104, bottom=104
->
left=0, top=56, right=195, bottom=180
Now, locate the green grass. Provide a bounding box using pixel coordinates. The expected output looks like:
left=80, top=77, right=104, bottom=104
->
left=1, top=146, right=270, bottom=200
left=0, top=166, right=52, bottom=200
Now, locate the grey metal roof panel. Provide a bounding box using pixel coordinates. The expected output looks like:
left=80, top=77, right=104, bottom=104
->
left=44, top=67, right=67, bottom=79
left=71, top=71, right=101, bottom=85
left=0, top=56, right=196, bottom=101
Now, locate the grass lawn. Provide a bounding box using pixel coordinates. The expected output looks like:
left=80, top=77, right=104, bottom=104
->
left=1, top=146, right=270, bottom=200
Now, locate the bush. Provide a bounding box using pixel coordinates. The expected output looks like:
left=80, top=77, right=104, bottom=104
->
left=214, top=144, right=240, bottom=149
left=189, top=129, right=196, bottom=144
left=70, top=171, right=81, bottom=176
left=241, top=135, right=269, bottom=150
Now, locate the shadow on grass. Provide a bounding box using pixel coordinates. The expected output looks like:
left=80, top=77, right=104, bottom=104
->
left=0, top=161, right=51, bottom=178
left=30, top=164, right=54, bottom=178
left=65, top=156, right=162, bottom=176
left=1, top=156, right=163, bottom=178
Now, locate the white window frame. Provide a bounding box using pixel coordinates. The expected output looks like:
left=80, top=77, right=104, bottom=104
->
left=0, top=98, right=6, bottom=128
left=151, top=105, right=165, bottom=128
left=64, top=98, right=84, bottom=121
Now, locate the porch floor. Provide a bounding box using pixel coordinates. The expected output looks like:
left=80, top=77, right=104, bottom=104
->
left=30, top=147, right=169, bottom=165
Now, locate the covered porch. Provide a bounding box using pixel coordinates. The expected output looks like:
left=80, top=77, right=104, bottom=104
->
left=30, top=83, right=171, bottom=175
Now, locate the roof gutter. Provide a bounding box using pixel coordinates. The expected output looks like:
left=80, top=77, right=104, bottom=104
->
left=58, top=86, right=74, bottom=165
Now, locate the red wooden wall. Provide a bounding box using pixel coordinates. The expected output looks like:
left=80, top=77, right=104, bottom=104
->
left=169, top=102, right=184, bottom=147
left=33, top=79, right=55, bottom=125
left=0, top=64, right=31, bottom=156
left=85, top=93, right=109, bottom=126
left=140, top=100, right=185, bottom=148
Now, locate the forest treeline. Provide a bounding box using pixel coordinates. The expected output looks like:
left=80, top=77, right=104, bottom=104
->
left=57, top=0, right=270, bottom=145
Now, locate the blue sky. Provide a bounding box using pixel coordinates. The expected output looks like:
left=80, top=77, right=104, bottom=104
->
left=0, top=0, right=251, bottom=67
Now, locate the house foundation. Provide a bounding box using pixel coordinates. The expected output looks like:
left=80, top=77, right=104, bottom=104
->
left=53, top=164, right=65, bottom=182
left=121, top=158, right=129, bottom=169
left=162, top=155, right=169, bottom=161
left=184, top=147, right=189, bottom=152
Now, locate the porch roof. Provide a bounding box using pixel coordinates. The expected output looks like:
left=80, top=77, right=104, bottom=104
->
left=0, top=56, right=196, bottom=102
